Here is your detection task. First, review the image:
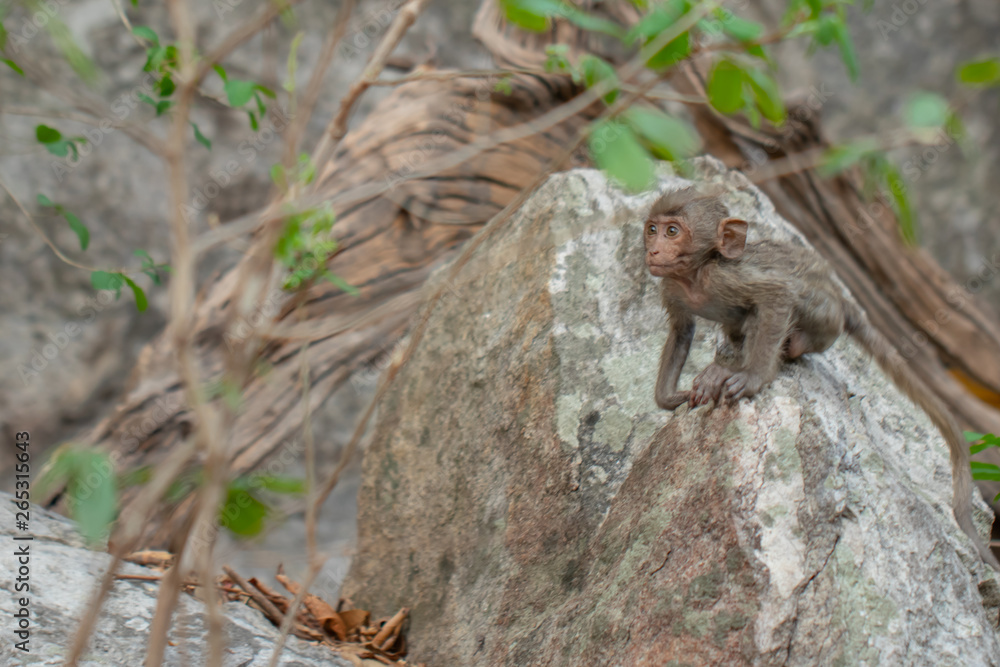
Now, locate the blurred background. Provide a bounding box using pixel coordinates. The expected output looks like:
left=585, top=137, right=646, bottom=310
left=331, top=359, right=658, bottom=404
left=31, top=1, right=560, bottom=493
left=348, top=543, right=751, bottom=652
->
left=1, top=0, right=999, bottom=595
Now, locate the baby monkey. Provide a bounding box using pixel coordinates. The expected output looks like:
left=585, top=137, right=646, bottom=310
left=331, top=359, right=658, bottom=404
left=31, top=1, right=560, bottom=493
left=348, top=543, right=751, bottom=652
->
left=644, top=185, right=999, bottom=570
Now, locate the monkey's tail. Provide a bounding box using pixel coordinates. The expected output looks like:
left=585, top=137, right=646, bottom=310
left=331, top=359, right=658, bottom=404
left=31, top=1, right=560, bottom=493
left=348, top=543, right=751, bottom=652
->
left=844, top=304, right=1000, bottom=571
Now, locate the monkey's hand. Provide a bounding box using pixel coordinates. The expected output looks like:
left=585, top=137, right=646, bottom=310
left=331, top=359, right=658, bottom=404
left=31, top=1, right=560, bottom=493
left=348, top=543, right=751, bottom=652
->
left=723, top=372, right=764, bottom=402
left=690, top=363, right=733, bottom=407
left=656, top=391, right=691, bottom=411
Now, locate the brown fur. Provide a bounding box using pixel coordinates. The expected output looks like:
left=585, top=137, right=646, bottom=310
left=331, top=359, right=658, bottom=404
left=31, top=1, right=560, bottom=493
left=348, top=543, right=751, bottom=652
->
left=644, top=187, right=999, bottom=570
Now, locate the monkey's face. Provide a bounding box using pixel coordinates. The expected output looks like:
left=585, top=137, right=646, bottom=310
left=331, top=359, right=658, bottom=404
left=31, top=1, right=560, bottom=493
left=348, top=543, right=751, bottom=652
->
left=644, top=215, right=693, bottom=277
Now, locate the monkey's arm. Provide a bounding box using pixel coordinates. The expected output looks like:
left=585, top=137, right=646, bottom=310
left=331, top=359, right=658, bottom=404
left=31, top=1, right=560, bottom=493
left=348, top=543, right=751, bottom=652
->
left=724, top=290, right=794, bottom=401
left=655, top=309, right=695, bottom=410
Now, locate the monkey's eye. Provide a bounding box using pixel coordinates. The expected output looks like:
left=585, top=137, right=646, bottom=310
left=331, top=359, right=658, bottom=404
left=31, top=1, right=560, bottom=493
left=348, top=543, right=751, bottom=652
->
left=666, top=225, right=680, bottom=237
left=646, top=224, right=656, bottom=235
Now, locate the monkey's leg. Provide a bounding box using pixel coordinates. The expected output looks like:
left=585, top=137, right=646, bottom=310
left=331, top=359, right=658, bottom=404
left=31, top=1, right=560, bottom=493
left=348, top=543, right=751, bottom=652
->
left=656, top=311, right=695, bottom=410
left=724, top=303, right=793, bottom=401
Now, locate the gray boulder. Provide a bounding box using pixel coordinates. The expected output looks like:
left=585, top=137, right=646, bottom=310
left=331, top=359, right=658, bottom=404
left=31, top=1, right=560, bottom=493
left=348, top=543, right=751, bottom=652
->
left=341, top=158, right=1000, bottom=666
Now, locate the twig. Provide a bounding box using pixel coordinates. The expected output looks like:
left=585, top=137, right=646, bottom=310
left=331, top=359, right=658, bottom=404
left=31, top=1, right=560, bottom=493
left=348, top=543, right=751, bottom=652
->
left=0, top=178, right=98, bottom=272
left=282, top=0, right=356, bottom=167
left=223, top=566, right=287, bottom=625
left=108, top=0, right=145, bottom=47
left=370, top=66, right=550, bottom=86
left=311, top=0, right=433, bottom=169
left=266, top=564, right=323, bottom=667
left=370, top=607, right=408, bottom=649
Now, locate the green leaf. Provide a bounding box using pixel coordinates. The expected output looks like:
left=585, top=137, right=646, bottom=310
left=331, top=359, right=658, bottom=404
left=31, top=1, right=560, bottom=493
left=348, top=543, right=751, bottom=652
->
left=118, top=465, right=152, bottom=489
left=270, top=164, right=287, bottom=191
left=499, top=0, right=549, bottom=32
left=66, top=451, right=118, bottom=545
left=137, top=92, right=156, bottom=106
left=745, top=68, right=786, bottom=125
left=64, top=212, right=89, bottom=251
left=830, top=16, right=859, bottom=81
left=561, top=5, right=625, bottom=38
left=132, top=25, right=159, bottom=46
left=883, top=162, right=916, bottom=245
left=817, top=139, right=879, bottom=177
left=322, top=271, right=360, bottom=296
left=254, top=91, right=267, bottom=116
left=37, top=193, right=54, bottom=207
left=220, top=487, right=269, bottom=536
left=157, top=75, right=176, bottom=97
left=972, top=470, right=1000, bottom=482
left=957, top=58, right=1000, bottom=87
left=284, top=32, right=304, bottom=93
left=965, top=431, right=987, bottom=442
left=624, top=107, right=700, bottom=161
left=192, top=122, right=211, bottom=150
left=134, top=249, right=153, bottom=263
left=247, top=475, right=306, bottom=494
left=0, top=20, right=7, bottom=51
left=3, top=59, right=24, bottom=76
left=91, top=270, right=125, bottom=294
left=707, top=60, right=745, bottom=114
left=36, top=124, right=62, bottom=143
left=589, top=121, right=654, bottom=192
left=494, top=76, right=513, bottom=95
left=121, top=275, right=148, bottom=312
left=646, top=31, right=691, bottom=70
left=579, top=55, right=619, bottom=104
left=213, top=64, right=228, bottom=81
left=904, top=92, right=949, bottom=129
left=143, top=45, right=166, bottom=73
left=248, top=110, right=259, bottom=131
left=224, top=79, right=257, bottom=107
left=627, top=0, right=689, bottom=42
left=715, top=9, right=763, bottom=42
left=155, top=100, right=172, bottom=116
left=254, top=83, right=277, bottom=99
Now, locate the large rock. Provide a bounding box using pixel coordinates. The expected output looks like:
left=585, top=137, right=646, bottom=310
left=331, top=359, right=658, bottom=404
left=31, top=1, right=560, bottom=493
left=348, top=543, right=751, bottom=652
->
left=341, top=158, right=1000, bottom=665
left=0, top=493, right=353, bottom=666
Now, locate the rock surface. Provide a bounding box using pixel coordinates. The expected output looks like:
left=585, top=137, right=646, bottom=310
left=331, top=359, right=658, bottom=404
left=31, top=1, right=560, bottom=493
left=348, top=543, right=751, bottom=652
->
left=0, top=493, right=353, bottom=666
left=342, top=159, right=1000, bottom=666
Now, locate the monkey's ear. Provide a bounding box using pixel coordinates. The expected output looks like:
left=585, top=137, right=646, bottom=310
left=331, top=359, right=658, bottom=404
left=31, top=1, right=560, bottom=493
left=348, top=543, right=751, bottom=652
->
left=717, top=218, right=748, bottom=259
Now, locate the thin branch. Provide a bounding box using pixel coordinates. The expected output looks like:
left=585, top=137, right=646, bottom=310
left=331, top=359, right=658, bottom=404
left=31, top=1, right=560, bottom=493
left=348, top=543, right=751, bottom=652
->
left=311, top=0, right=433, bottom=169
left=0, top=177, right=129, bottom=273
left=282, top=0, right=356, bottom=167
left=370, top=65, right=552, bottom=86
left=108, top=0, right=145, bottom=47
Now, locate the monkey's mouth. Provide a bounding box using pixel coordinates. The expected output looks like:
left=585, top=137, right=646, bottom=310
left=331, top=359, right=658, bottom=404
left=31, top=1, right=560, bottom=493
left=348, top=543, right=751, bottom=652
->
left=646, top=262, right=675, bottom=277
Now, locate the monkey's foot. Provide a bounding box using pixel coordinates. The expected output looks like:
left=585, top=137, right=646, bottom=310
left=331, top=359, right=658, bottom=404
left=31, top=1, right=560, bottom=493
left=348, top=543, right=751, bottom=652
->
left=690, top=363, right=733, bottom=407
left=723, top=372, right=763, bottom=401
left=657, top=391, right=691, bottom=410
